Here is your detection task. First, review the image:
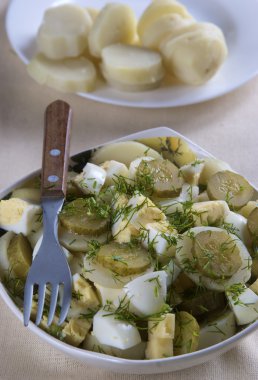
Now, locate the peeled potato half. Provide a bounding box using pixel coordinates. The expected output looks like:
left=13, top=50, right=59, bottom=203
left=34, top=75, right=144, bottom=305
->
left=27, top=54, right=97, bottom=93
left=160, top=22, right=228, bottom=85
left=140, top=13, right=195, bottom=50
left=138, top=0, right=193, bottom=39
left=37, top=3, right=92, bottom=60
left=101, top=44, right=165, bottom=91
left=88, top=3, right=137, bottom=58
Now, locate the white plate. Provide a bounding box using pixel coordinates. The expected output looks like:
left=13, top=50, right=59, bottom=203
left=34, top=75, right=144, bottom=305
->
left=0, top=127, right=258, bottom=373
left=5, top=0, right=258, bottom=108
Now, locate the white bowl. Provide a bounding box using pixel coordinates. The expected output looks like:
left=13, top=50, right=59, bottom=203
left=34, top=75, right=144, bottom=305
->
left=0, top=127, right=257, bottom=374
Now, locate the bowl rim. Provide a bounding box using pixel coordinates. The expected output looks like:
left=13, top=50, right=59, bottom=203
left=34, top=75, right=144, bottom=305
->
left=0, top=126, right=257, bottom=369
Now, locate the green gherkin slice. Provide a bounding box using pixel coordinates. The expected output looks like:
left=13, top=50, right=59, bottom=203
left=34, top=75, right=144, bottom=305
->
left=59, top=198, right=109, bottom=236
left=95, top=242, right=151, bottom=276
left=136, top=158, right=184, bottom=198
left=7, top=234, right=32, bottom=279
left=247, top=207, right=258, bottom=249
left=192, top=230, right=242, bottom=280
left=247, top=207, right=258, bottom=236
left=207, top=170, right=254, bottom=209
left=174, top=311, right=200, bottom=355
left=178, top=289, right=226, bottom=318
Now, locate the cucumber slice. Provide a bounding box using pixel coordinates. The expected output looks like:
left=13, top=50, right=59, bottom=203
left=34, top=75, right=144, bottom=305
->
left=174, top=311, right=200, bottom=355
left=136, top=159, right=184, bottom=198
left=59, top=198, right=109, bottom=236
left=178, top=289, right=226, bottom=318
left=96, top=242, right=151, bottom=276
left=247, top=208, right=258, bottom=236
left=7, top=234, right=32, bottom=279
left=193, top=230, right=242, bottom=279
left=207, top=170, right=254, bottom=209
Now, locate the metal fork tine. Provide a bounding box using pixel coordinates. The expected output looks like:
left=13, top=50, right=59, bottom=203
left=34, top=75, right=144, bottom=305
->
left=23, top=282, right=34, bottom=327
left=47, top=284, right=59, bottom=326
left=58, top=282, right=72, bottom=325
left=35, top=284, right=46, bottom=326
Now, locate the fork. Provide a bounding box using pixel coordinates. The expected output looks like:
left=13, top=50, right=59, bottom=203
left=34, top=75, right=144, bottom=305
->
left=23, top=100, right=72, bottom=327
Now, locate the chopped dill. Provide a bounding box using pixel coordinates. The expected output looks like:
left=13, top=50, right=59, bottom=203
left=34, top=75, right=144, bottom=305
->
left=102, top=295, right=171, bottom=328
left=85, top=240, right=101, bottom=260
left=226, top=283, right=246, bottom=306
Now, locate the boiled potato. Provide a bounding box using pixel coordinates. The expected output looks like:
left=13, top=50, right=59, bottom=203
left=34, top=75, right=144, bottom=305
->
left=27, top=55, right=97, bottom=93
left=199, top=158, right=232, bottom=185
left=90, top=141, right=161, bottom=167
left=160, top=23, right=228, bottom=85
left=88, top=3, right=137, bottom=58
left=101, top=44, right=165, bottom=91
left=140, top=13, right=195, bottom=50
left=138, top=0, right=193, bottom=39
left=37, top=4, right=92, bottom=60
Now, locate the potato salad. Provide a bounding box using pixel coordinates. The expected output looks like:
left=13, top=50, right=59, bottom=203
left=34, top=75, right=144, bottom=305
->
left=27, top=0, right=228, bottom=93
left=0, top=136, right=258, bottom=360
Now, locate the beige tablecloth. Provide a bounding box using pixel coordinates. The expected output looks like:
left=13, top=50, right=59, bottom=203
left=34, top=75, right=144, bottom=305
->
left=0, top=1, right=257, bottom=379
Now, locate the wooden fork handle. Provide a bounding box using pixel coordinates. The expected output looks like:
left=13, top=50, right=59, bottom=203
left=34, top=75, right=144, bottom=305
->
left=41, top=100, right=72, bottom=198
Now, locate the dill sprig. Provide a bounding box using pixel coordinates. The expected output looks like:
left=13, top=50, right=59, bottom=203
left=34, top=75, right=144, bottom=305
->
left=2, top=267, right=25, bottom=302
left=102, top=295, right=171, bottom=328
left=226, top=283, right=246, bottom=306
left=85, top=240, right=101, bottom=260
left=61, top=197, right=111, bottom=220
left=165, top=200, right=195, bottom=233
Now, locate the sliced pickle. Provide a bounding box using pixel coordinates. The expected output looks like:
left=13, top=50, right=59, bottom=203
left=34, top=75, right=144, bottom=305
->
left=95, top=242, right=151, bottom=276
left=67, top=171, right=85, bottom=198
left=166, top=137, right=197, bottom=167
left=7, top=234, right=32, bottom=279
left=59, top=198, right=109, bottom=236
left=174, top=311, right=200, bottom=355
left=247, top=208, right=258, bottom=236
left=173, top=272, right=195, bottom=295
left=136, top=158, right=184, bottom=198
left=178, top=289, right=226, bottom=318
left=207, top=170, right=254, bottom=209
left=192, top=230, right=242, bottom=280
left=239, top=201, right=258, bottom=218
left=251, top=257, right=258, bottom=278
left=137, top=137, right=196, bottom=167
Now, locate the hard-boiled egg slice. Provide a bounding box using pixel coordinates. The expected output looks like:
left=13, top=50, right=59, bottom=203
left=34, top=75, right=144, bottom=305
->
left=226, top=284, right=258, bottom=325
left=83, top=332, right=146, bottom=359
left=123, top=270, right=168, bottom=317
left=100, top=160, right=129, bottom=186
left=224, top=211, right=252, bottom=247
left=129, top=156, right=154, bottom=179
left=0, top=198, right=42, bottom=236
left=73, top=163, right=106, bottom=195
left=94, top=283, right=123, bottom=306
left=92, top=308, right=141, bottom=349
left=179, top=161, right=205, bottom=186
left=141, top=221, right=177, bottom=264
left=192, top=200, right=230, bottom=227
